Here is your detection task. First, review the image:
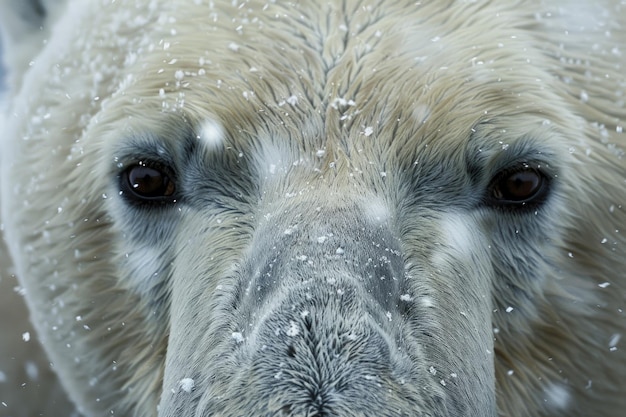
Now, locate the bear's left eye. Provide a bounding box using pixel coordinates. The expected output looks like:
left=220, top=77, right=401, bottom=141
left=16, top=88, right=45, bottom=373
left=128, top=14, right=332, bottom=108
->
left=120, top=162, right=177, bottom=205
left=488, top=166, right=549, bottom=207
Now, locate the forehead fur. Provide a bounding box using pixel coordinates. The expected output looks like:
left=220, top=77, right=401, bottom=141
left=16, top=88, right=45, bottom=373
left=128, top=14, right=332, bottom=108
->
left=96, top=0, right=577, bottom=174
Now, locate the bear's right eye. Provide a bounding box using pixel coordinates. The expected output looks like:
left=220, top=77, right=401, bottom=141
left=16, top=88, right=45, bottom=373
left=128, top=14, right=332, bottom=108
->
left=120, top=162, right=177, bottom=205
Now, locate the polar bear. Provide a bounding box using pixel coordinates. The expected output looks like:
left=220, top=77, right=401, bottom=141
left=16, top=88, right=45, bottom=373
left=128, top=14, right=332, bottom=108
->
left=1, top=0, right=625, bottom=416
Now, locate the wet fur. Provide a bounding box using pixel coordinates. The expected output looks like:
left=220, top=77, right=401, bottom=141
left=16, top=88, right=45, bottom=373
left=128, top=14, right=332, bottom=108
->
left=0, top=0, right=625, bottom=416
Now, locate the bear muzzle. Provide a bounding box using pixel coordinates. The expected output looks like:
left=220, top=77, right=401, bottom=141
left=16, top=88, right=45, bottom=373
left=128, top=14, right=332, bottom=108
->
left=158, top=206, right=495, bottom=416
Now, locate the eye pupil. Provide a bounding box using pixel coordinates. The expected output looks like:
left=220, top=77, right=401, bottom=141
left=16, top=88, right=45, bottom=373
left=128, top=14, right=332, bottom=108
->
left=505, top=171, right=540, bottom=200
left=125, top=165, right=175, bottom=199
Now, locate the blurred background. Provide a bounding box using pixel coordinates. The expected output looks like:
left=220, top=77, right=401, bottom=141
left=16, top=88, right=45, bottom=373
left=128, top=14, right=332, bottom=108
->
left=0, top=35, right=5, bottom=92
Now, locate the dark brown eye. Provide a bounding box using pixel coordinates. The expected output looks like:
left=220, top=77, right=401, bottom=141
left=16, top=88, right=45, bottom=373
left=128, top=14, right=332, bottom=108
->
left=121, top=163, right=177, bottom=204
left=489, top=167, right=548, bottom=206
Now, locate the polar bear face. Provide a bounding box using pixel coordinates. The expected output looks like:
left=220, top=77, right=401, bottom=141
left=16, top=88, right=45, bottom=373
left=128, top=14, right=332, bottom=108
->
left=1, top=1, right=625, bottom=417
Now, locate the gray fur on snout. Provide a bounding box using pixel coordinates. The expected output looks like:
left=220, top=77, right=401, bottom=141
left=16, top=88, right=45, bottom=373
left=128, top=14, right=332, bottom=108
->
left=159, top=202, right=494, bottom=417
